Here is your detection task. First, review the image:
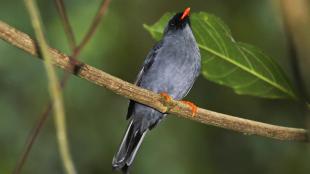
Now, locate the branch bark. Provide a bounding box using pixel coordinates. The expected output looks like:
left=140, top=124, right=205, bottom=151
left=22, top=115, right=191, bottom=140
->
left=0, top=20, right=308, bottom=142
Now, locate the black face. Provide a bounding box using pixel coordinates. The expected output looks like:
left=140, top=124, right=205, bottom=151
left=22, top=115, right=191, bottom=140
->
left=167, top=12, right=191, bottom=31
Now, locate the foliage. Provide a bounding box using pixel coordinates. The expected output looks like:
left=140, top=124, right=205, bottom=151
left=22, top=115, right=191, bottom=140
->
left=144, top=12, right=297, bottom=99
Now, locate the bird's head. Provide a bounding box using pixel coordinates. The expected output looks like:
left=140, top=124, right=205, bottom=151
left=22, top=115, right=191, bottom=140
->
left=166, top=7, right=191, bottom=32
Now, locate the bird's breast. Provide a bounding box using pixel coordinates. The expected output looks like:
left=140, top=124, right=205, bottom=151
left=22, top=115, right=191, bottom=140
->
left=139, top=36, right=200, bottom=99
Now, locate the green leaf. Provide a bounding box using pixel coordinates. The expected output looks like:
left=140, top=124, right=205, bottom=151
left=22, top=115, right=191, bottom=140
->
left=144, top=12, right=297, bottom=99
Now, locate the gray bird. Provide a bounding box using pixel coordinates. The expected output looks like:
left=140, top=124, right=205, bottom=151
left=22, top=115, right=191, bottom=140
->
left=112, top=7, right=201, bottom=173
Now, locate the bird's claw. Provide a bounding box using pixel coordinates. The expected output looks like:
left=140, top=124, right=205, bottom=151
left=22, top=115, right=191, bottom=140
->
left=180, top=101, right=197, bottom=117
left=159, top=92, right=173, bottom=113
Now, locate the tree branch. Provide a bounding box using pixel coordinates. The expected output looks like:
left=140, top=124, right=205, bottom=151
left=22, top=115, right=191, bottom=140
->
left=0, top=20, right=308, bottom=142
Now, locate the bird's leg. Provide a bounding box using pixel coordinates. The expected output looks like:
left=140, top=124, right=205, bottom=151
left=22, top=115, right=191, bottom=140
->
left=159, top=92, right=173, bottom=113
left=180, top=101, right=197, bottom=117
left=159, top=92, right=197, bottom=117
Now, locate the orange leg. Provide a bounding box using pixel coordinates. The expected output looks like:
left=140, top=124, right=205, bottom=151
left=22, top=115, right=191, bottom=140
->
left=160, top=92, right=172, bottom=102
left=180, top=101, right=197, bottom=117
left=159, top=92, right=197, bottom=117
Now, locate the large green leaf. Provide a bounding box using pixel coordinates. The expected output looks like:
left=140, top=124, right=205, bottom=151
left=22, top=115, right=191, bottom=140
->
left=143, top=12, right=297, bottom=99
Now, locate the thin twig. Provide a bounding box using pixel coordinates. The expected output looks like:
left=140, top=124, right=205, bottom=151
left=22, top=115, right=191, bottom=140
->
left=13, top=104, right=52, bottom=174
left=23, top=1, right=76, bottom=174
left=0, top=20, right=308, bottom=142
left=73, top=0, right=111, bottom=57
left=13, top=1, right=112, bottom=173
left=54, top=0, right=77, bottom=51
left=14, top=1, right=76, bottom=171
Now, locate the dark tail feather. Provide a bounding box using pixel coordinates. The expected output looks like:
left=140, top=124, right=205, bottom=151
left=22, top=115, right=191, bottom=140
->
left=112, top=120, right=147, bottom=172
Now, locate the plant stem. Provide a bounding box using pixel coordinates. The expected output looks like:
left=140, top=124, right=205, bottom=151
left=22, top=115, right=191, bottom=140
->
left=13, top=1, right=112, bottom=172
left=72, top=0, right=111, bottom=57
left=23, top=1, right=76, bottom=174
left=54, top=0, right=77, bottom=52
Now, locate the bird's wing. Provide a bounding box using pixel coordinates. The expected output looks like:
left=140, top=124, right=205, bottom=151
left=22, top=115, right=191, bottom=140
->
left=126, top=41, right=163, bottom=119
left=134, top=41, right=163, bottom=85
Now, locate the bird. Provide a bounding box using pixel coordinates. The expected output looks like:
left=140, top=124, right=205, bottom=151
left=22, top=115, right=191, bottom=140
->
left=112, top=7, right=201, bottom=173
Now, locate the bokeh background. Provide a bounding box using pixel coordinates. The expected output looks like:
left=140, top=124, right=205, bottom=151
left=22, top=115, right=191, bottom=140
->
left=1, top=0, right=310, bottom=174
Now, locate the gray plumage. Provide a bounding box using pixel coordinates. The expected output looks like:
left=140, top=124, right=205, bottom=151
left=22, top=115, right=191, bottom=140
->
left=112, top=10, right=201, bottom=173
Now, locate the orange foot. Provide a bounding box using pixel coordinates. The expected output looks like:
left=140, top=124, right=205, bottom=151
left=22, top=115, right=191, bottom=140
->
left=180, top=101, right=197, bottom=117
left=160, top=92, right=172, bottom=102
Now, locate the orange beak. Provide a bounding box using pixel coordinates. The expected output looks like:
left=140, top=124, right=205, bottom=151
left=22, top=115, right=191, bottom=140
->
left=180, top=7, right=191, bottom=20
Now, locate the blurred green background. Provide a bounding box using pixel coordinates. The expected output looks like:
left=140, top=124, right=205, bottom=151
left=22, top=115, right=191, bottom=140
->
left=0, top=0, right=310, bottom=173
